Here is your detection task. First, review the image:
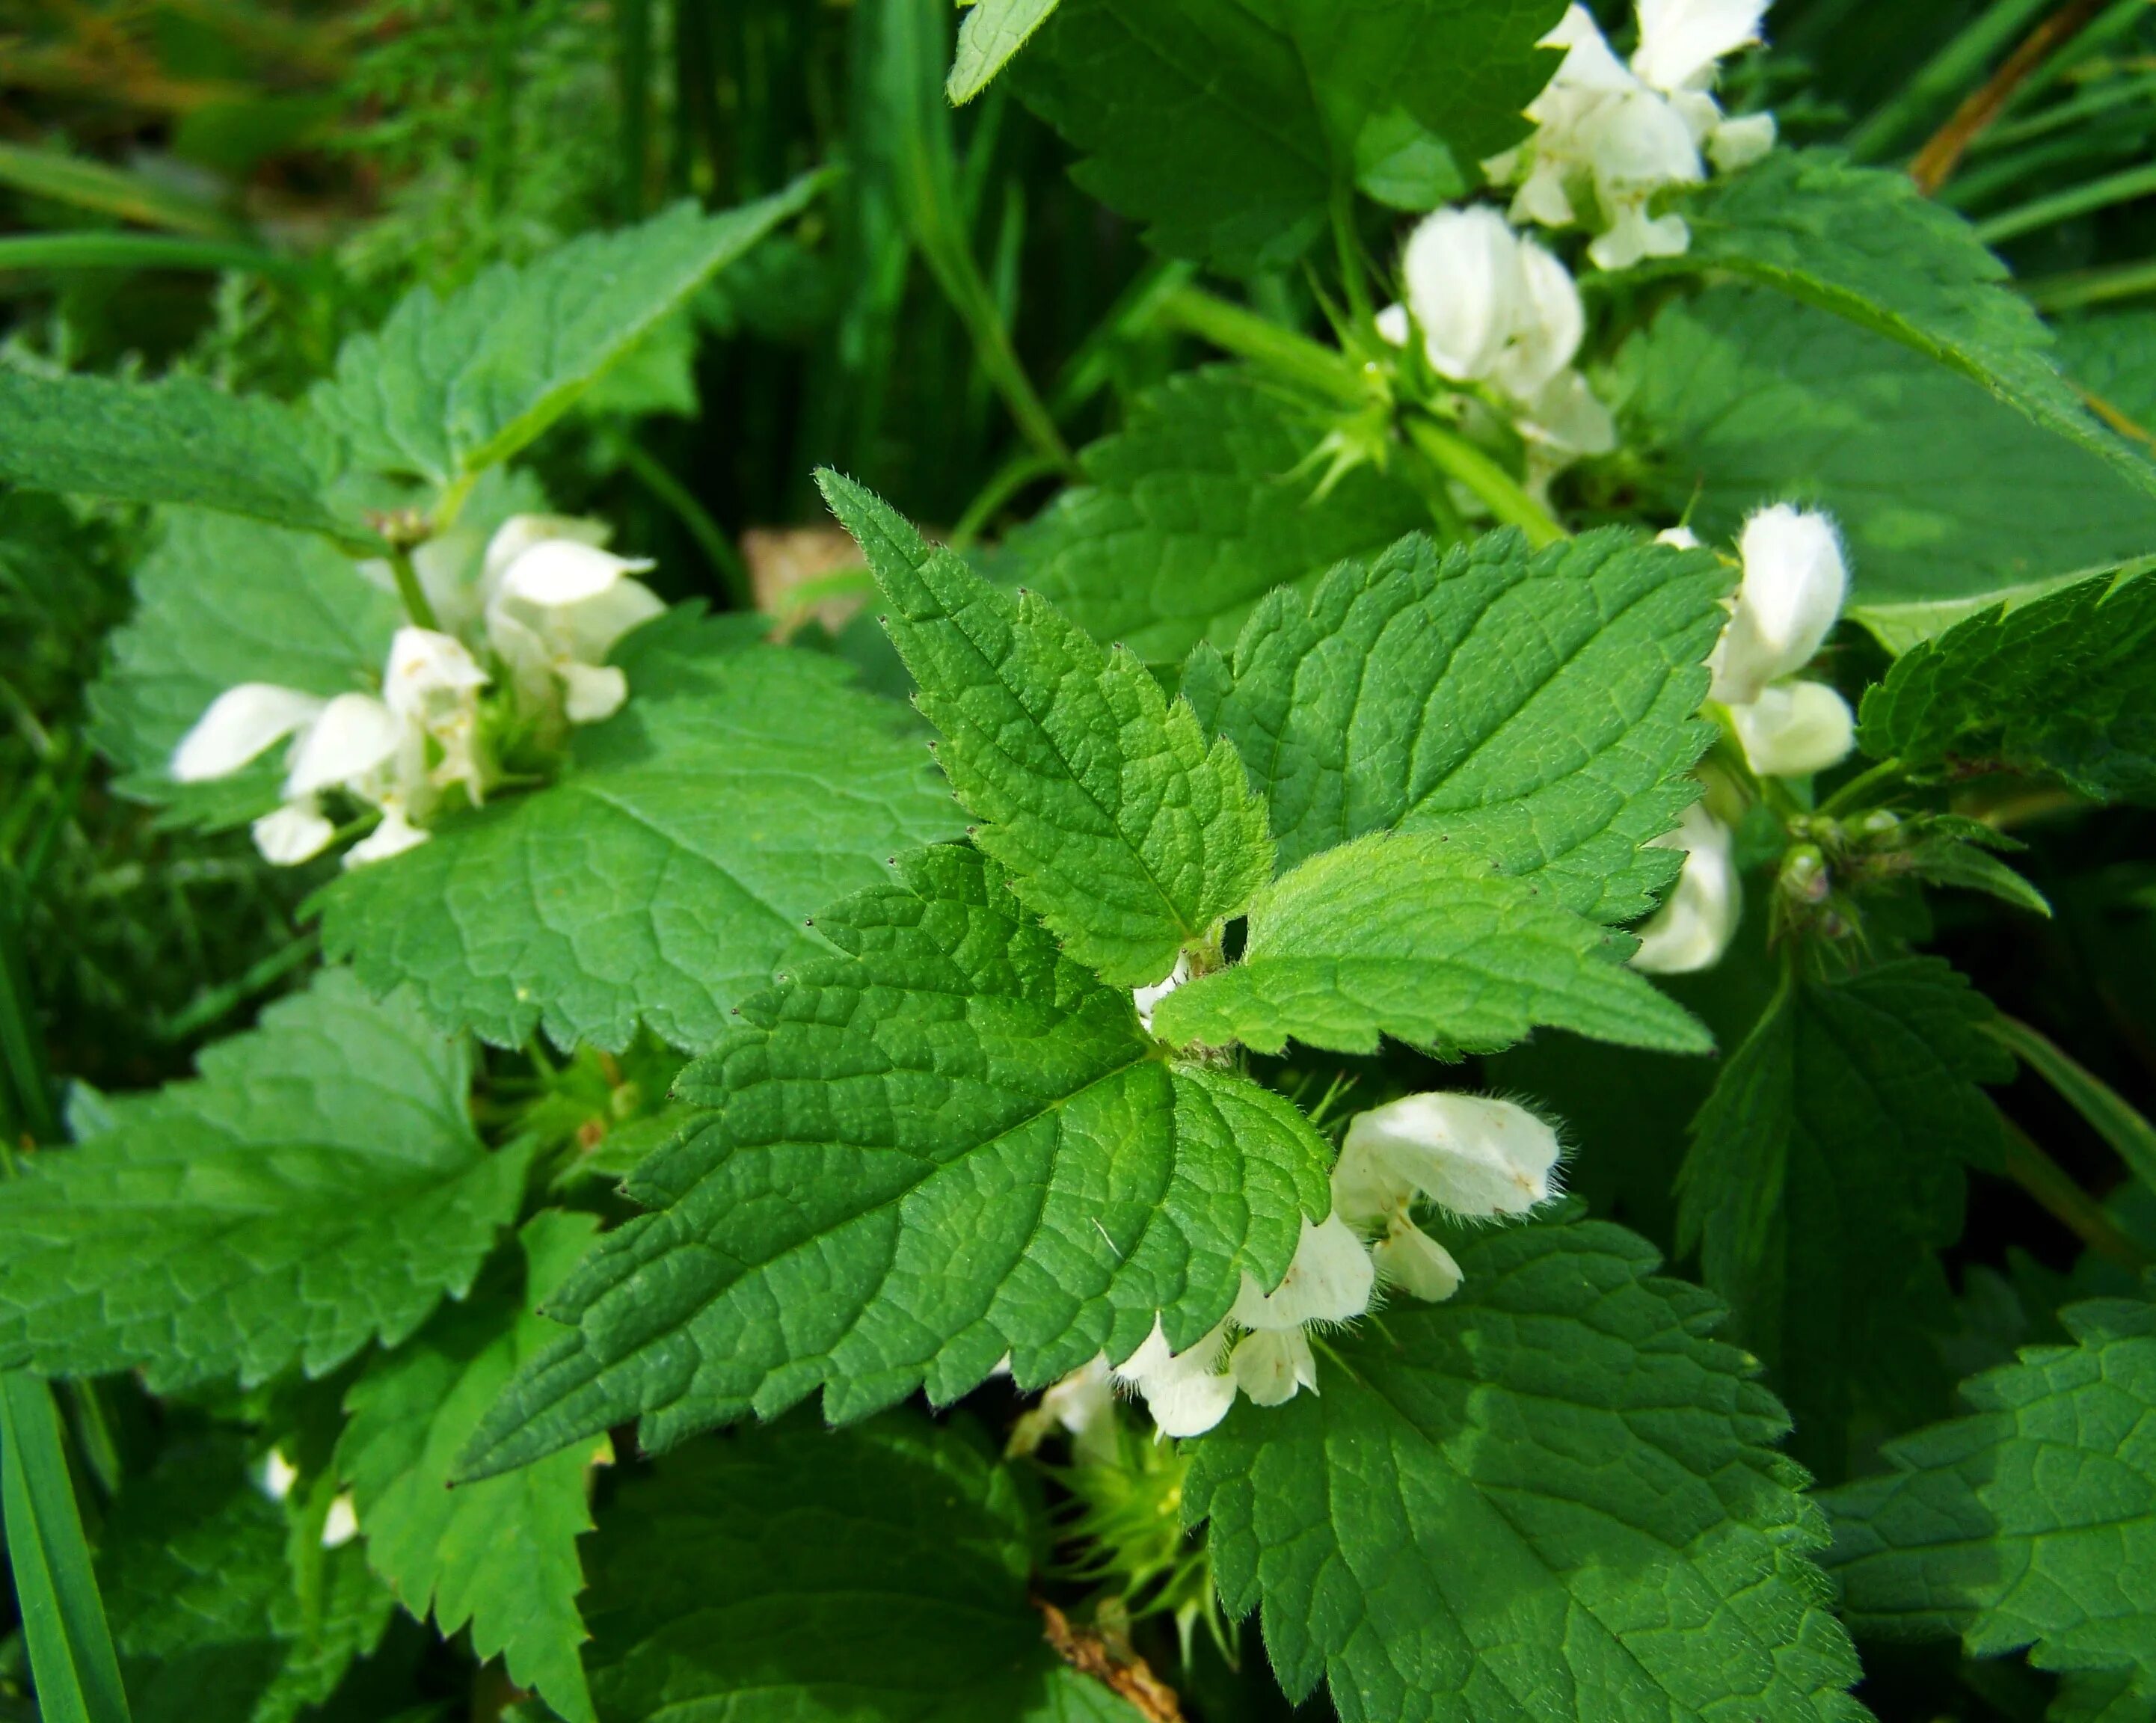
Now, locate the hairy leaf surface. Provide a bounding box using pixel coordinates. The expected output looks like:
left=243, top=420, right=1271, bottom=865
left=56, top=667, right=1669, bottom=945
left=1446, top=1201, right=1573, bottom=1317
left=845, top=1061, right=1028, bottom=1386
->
left=1677, top=959, right=2012, bottom=1478
left=949, top=0, right=1063, bottom=102
left=1182, top=528, right=1726, bottom=921
left=1187, top=1217, right=1869, bottom=1723
left=995, top=366, right=1428, bottom=663
left=459, top=844, right=1331, bottom=1479
left=0, top=970, right=530, bottom=1389
left=1153, top=832, right=1710, bottom=1057
left=824, top=471, right=1274, bottom=986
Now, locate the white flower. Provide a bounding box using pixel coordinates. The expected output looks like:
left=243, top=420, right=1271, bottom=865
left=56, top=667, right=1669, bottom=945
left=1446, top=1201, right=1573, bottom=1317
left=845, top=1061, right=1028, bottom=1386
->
left=1731, top=679, right=1856, bottom=777
left=1374, top=301, right=1413, bottom=347
left=344, top=801, right=431, bottom=869
left=1710, top=506, right=1849, bottom=705
left=1012, top=1355, right=1120, bottom=1466
left=1633, top=0, right=1769, bottom=95
left=1230, top=1215, right=1375, bottom=1333
left=251, top=799, right=337, bottom=866
left=1113, top=1318, right=1237, bottom=1439
left=171, top=684, right=325, bottom=782
left=485, top=537, right=663, bottom=726
left=319, top=1492, right=359, bottom=1550
left=1339, top=1093, right=1562, bottom=1220
left=283, top=692, right=405, bottom=799
left=255, top=1447, right=298, bottom=1503
left=1230, top=1329, right=1318, bottom=1407
left=384, top=627, right=491, bottom=804
left=1133, top=955, right=1191, bottom=1034
left=1631, top=802, right=1742, bottom=974
left=1371, top=1220, right=1464, bottom=1303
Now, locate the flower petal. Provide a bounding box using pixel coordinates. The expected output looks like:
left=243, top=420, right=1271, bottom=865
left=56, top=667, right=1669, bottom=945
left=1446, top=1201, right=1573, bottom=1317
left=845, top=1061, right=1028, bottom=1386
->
left=171, top=684, right=325, bottom=782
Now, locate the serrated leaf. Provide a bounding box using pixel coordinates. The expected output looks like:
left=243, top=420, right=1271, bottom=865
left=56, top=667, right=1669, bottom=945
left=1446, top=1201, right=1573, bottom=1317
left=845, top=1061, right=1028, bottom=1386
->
left=583, top=1410, right=1139, bottom=1723
left=1153, top=831, right=1711, bottom=1057
left=949, top=0, right=1062, bottom=102
left=1822, top=1294, right=2156, bottom=1715
left=992, top=366, right=1428, bottom=664
left=0, top=369, right=363, bottom=545
left=1675, top=150, right=2156, bottom=505
left=1857, top=567, right=2156, bottom=804
left=1677, top=959, right=2012, bottom=1478
left=320, top=615, right=961, bottom=1051
left=101, top=1439, right=393, bottom=1723
left=1183, top=526, right=1727, bottom=922
left=1186, top=1217, right=1868, bottom=1723
left=0, top=969, right=531, bottom=1391
left=822, top=471, right=1274, bottom=988
left=458, top=844, right=1332, bottom=1480
left=1905, top=838, right=2053, bottom=918
left=337, top=1210, right=604, bottom=1723
left=1618, top=287, right=2156, bottom=612
left=1013, top=0, right=1561, bottom=274
left=309, top=183, right=815, bottom=487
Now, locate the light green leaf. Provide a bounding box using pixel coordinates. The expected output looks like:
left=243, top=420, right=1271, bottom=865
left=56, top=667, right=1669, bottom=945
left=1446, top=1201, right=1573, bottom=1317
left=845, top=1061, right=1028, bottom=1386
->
left=583, top=1410, right=1140, bottom=1723
left=0, top=369, right=361, bottom=546
left=458, top=844, right=1331, bottom=1480
left=0, top=969, right=532, bottom=1391
left=1186, top=1217, right=1868, bottom=1723
left=1677, top=959, right=2012, bottom=1478
left=949, top=0, right=1062, bottom=103
left=319, top=612, right=962, bottom=1051
left=1822, top=1294, right=2156, bottom=1716
left=1152, top=831, right=1711, bottom=1057
left=1012, top=0, right=1561, bottom=274
left=1675, top=150, right=2156, bottom=504
left=1617, top=287, right=2156, bottom=612
left=822, top=471, right=1274, bottom=988
left=1857, top=567, right=2156, bottom=804
left=337, top=1210, right=604, bottom=1723
left=2056, top=310, right=2156, bottom=431
left=1183, top=526, right=1727, bottom=922
left=992, top=366, right=1428, bottom=664
left=309, top=182, right=816, bottom=487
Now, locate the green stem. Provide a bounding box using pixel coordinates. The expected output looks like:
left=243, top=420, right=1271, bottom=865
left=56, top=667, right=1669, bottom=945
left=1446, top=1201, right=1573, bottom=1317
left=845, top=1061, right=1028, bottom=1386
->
left=1330, top=182, right=1374, bottom=330
left=614, top=440, right=753, bottom=608
left=2024, top=256, right=2156, bottom=310
left=1999, top=1114, right=2152, bottom=1267
left=1976, top=156, right=2156, bottom=243
left=1149, top=285, right=1366, bottom=407
left=0, top=233, right=312, bottom=283
left=951, top=449, right=1065, bottom=549
left=385, top=547, right=442, bottom=633
left=1990, top=1016, right=2156, bottom=1195
left=1846, top=0, right=2055, bottom=162
left=1401, top=414, right=1568, bottom=547
left=1816, top=756, right=1905, bottom=817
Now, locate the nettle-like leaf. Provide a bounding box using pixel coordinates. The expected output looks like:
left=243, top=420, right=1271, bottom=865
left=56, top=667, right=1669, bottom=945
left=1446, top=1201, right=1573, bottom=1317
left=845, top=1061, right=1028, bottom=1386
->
left=310, top=180, right=816, bottom=487
left=1013, top=0, right=1562, bottom=271
left=583, top=1410, right=1140, bottom=1723
left=1152, top=831, right=1711, bottom=1057
left=102, top=1439, right=393, bottom=1723
left=321, top=610, right=961, bottom=1051
left=1676, top=150, right=2156, bottom=505
left=948, top=0, right=1062, bottom=103
left=993, top=366, right=1428, bottom=663
left=337, top=1210, right=606, bottom=1723
left=1677, top=959, right=2012, bottom=1479
left=0, top=369, right=364, bottom=546
left=1823, top=1294, right=2156, bottom=1716
left=459, top=844, right=1331, bottom=1480
left=0, top=969, right=531, bottom=1390
left=1618, top=287, right=2156, bottom=615
left=1183, top=526, right=1727, bottom=922
left=823, top=470, right=1274, bottom=989
left=1857, top=567, right=2156, bottom=805
left=1188, top=1217, right=1869, bottom=1723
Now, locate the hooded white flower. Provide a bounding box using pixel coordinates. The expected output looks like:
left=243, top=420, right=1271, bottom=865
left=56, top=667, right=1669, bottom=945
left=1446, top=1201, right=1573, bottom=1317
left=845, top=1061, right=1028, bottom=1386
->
left=1710, top=506, right=1849, bottom=705
left=343, top=801, right=431, bottom=868
left=384, top=627, right=491, bottom=804
left=251, top=799, right=337, bottom=867
left=283, top=692, right=405, bottom=799
left=1230, top=1329, right=1319, bottom=1407
left=1339, top=1093, right=1562, bottom=1220
left=485, top=537, right=664, bottom=725
left=319, top=1493, right=359, bottom=1550
left=1012, top=1355, right=1121, bottom=1466
left=1113, top=1318, right=1237, bottom=1439
left=1229, top=1215, right=1375, bottom=1333
left=255, top=1447, right=299, bottom=1503
left=1631, top=801, right=1742, bottom=974
left=1133, top=955, right=1191, bottom=1034
left=171, top=684, right=326, bottom=783
left=1371, top=1221, right=1465, bottom=1303
left=1731, top=679, right=1856, bottom=778
left=1633, top=0, right=1770, bottom=95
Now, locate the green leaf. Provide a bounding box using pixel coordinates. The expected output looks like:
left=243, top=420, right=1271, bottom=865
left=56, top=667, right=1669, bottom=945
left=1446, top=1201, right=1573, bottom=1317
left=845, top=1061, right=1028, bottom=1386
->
left=1822, top=1293, right=2156, bottom=1713
left=2056, top=310, right=2156, bottom=431
left=0, top=969, right=532, bottom=1390
left=1186, top=1216, right=1868, bottom=1723
left=1183, top=526, right=1727, bottom=922
left=99, top=1440, right=393, bottom=1723
left=1152, top=831, right=1712, bottom=1057
left=0, top=1371, right=131, bottom=1723
left=1674, top=150, right=2156, bottom=505
left=308, top=182, right=816, bottom=488
left=992, top=366, right=1429, bottom=665
left=583, top=1410, right=1138, bottom=1723
left=337, top=1211, right=604, bottom=1723
left=949, top=0, right=1062, bottom=102
left=0, top=369, right=360, bottom=546
left=1677, top=959, right=2012, bottom=1478
left=319, top=615, right=962, bottom=1051
left=1617, top=287, right=2156, bottom=613
left=1903, top=838, right=2053, bottom=918
left=1013, top=0, right=1561, bottom=274
left=1857, top=567, right=2156, bottom=803
left=458, top=844, right=1332, bottom=1480
left=822, top=471, right=1274, bottom=988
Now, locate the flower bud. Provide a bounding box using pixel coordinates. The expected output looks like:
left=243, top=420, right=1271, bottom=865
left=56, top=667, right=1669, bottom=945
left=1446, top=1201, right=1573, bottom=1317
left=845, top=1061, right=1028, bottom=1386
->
left=1731, top=680, right=1855, bottom=778
left=1230, top=1329, right=1318, bottom=1407
left=1710, top=506, right=1848, bottom=705
left=1372, top=1220, right=1464, bottom=1303
left=1231, top=1215, right=1375, bottom=1332
left=1340, top=1093, right=1561, bottom=1219
left=1631, top=802, right=1741, bottom=975
left=1780, top=844, right=1831, bottom=906
left=172, top=684, right=325, bottom=782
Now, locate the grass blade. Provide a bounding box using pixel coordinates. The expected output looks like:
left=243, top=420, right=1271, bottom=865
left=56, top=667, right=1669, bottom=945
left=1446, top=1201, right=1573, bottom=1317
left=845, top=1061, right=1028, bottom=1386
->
left=1991, top=1014, right=2156, bottom=1195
